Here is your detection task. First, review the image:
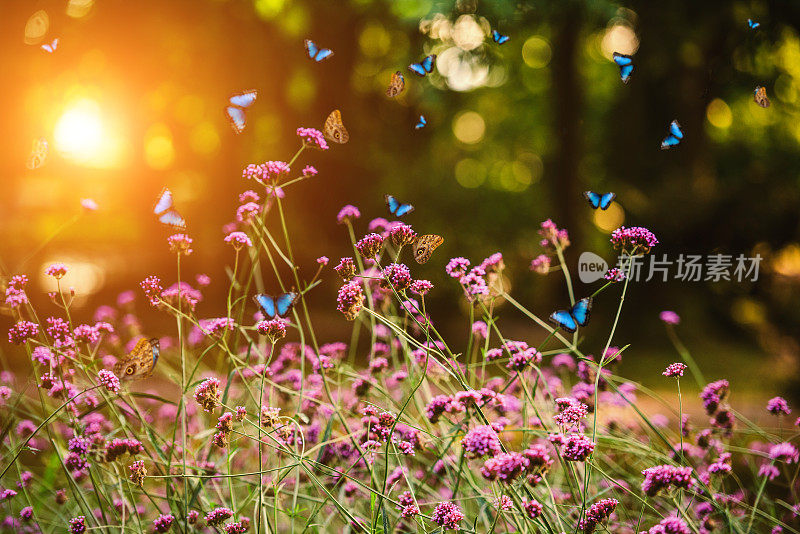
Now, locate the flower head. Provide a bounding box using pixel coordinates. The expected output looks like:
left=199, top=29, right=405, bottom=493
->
left=167, top=234, right=193, bottom=255
left=390, top=223, right=417, bottom=247
left=45, top=263, right=68, bottom=279
left=383, top=263, right=411, bottom=291
left=297, top=127, right=329, bottom=150
left=659, top=310, right=680, bottom=325
left=530, top=254, right=551, bottom=274
left=610, top=226, right=658, bottom=254
left=431, top=502, right=464, bottom=530
left=8, top=321, right=39, bottom=345
left=337, top=281, right=364, bottom=321
left=98, top=370, right=121, bottom=394
left=604, top=268, right=625, bottom=282
left=334, top=257, right=357, bottom=281
left=237, top=202, right=261, bottom=224
left=355, top=233, right=384, bottom=259
left=257, top=318, right=288, bottom=343
left=766, top=396, right=791, bottom=416
left=140, top=276, right=163, bottom=306
left=445, top=257, right=470, bottom=278
left=194, top=378, right=222, bottom=412
left=410, top=279, right=433, bottom=296
left=302, top=165, right=318, bottom=177
left=336, top=205, right=360, bottom=224
left=224, top=231, right=252, bottom=250
left=663, top=363, right=687, bottom=378
left=316, top=256, right=329, bottom=266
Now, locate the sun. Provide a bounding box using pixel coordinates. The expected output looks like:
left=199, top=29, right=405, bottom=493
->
left=54, top=98, right=106, bottom=166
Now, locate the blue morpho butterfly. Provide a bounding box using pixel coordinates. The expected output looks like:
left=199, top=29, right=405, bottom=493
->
left=226, top=90, right=257, bottom=134
left=153, top=188, right=186, bottom=229
left=747, top=19, right=760, bottom=30
left=549, top=297, right=592, bottom=334
left=254, top=292, right=299, bottom=319
left=491, top=30, right=510, bottom=45
left=612, top=52, right=634, bottom=84
left=414, top=115, right=427, bottom=130
left=41, top=38, right=59, bottom=53
left=304, top=39, right=333, bottom=62
left=660, top=120, right=684, bottom=150
left=583, top=191, right=616, bottom=210
left=408, top=54, right=436, bottom=77
left=385, top=194, right=415, bottom=217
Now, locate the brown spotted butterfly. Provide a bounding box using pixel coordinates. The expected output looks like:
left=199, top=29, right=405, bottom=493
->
left=113, top=338, right=160, bottom=380
left=323, top=110, right=349, bottom=144
left=412, top=234, right=444, bottom=264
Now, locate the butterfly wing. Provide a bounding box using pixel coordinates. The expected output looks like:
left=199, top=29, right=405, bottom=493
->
left=669, top=120, right=684, bottom=140
left=420, top=54, right=436, bottom=73
left=158, top=210, right=186, bottom=230
left=549, top=310, right=578, bottom=333
left=412, top=234, right=444, bottom=264
left=41, top=38, right=58, bottom=53
left=492, top=30, right=510, bottom=44
left=386, top=71, right=406, bottom=97
left=153, top=188, right=174, bottom=215
left=314, top=48, right=334, bottom=61
left=304, top=39, right=318, bottom=58
left=598, top=192, right=616, bottom=210
left=114, top=338, right=159, bottom=380
left=226, top=106, right=247, bottom=134
left=385, top=194, right=414, bottom=217
left=323, top=110, right=349, bottom=144
left=229, top=90, right=257, bottom=108
left=754, top=86, right=770, bottom=108
left=748, top=19, right=760, bottom=29
left=407, top=62, right=426, bottom=76
left=613, top=53, right=633, bottom=83
left=583, top=191, right=601, bottom=209
left=254, top=294, right=277, bottom=318
left=274, top=292, right=299, bottom=317
left=415, top=115, right=427, bottom=129
left=569, top=297, right=592, bottom=327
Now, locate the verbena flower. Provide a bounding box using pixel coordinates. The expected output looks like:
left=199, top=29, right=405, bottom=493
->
left=69, top=516, right=86, bottom=534
left=4, top=275, right=29, bottom=308
left=224, top=231, right=252, bottom=250
left=153, top=513, right=174, bottom=532
left=194, top=378, right=222, bottom=412
left=383, top=263, right=411, bottom=291
left=700, top=379, right=729, bottom=414
left=663, top=363, right=687, bottom=378
left=769, top=442, right=799, bottom=463
left=604, top=268, right=625, bottom=282
left=430, top=502, right=464, bottom=530
left=336, top=205, right=360, bottom=224
left=167, top=233, right=193, bottom=255
left=45, top=263, right=68, bottom=279
left=640, top=464, right=693, bottom=496
left=316, top=256, right=329, bottom=266
left=461, top=425, right=501, bottom=458
left=410, top=279, right=433, bottom=295
left=236, top=202, right=261, bottom=224
left=445, top=257, right=470, bottom=278
left=302, top=165, right=318, bottom=177
left=334, top=257, right=356, bottom=281
left=336, top=281, right=364, bottom=321
left=257, top=318, right=288, bottom=342
left=128, top=460, right=146, bottom=487
left=355, top=233, right=384, bottom=258
left=140, top=276, right=163, bottom=306
left=610, top=226, right=658, bottom=254
left=521, top=498, right=543, bottom=519
left=98, top=370, right=120, bottom=394
left=538, top=219, right=570, bottom=249
left=766, top=396, right=791, bottom=416
left=8, top=321, right=39, bottom=345
left=297, top=127, right=328, bottom=150
left=659, top=310, right=680, bottom=325
left=530, top=254, right=551, bottom=274
left=580, top=498, right=618, bottom=533
left=390, top=223, right=417, bottom=247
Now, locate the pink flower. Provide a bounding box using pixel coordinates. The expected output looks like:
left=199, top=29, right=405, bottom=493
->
left=4, top=275, right=29, bottom=308
left=659, top=310, right=681, bottom=325
left=8, top=321, right=39, bottom=344
left=80, top=198, right=98, bottom=211
left=390, top=224, right=417, bottom=247
left=256, top=318, right=288, bottom=342
left=410, top=279, right=433, bottom=295
left=167, top=233, right=193, bottom=255
left=194, top=378, right=222, bottom=412
left=302, top=165, right=318, bottom=177
left=316, top=256, right=329, bottom=266
left=663, top=363, right=687, bottom=378
left=383, top=263, right=411, bottom=291
left=140, top=276, right=163, bottom=306
left=445, top=257, right=470, bottom=278
left=337, top=281, right=364, bottom=321
left=239, top=190, right=260, bottom=203
left=45, top=263, right=68, bottom=279
left=153, top=513, right=174, bottom=532
left=297, top=127, right=329, bottom=150
left=430, top=502, right=464, bottom=530
left=355, top=233, right=384, bottom=259
left=766, top=396, right=791, bottom=416
left=604, top=268, right=625, bottom=282
left=224, top=231, right=252, bottom=250
left=461, top=425, right=501, bottom=458
left=336, top=205, right=360, bottom=224
left=530, top=254, right=551, bottom=274
left=97, top=370, right=120, bottom=394
left=236, top=202, right=261, bottom=224
left=610, top=226, right=658, bottom=254
left=334, top=258, right=356, bottom=281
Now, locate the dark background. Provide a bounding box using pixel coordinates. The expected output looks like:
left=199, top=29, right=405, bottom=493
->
left=1, top=0, right=799, bottom=402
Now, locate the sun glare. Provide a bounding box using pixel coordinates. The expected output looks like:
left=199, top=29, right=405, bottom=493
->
left=54, top=98, right=105, bottom=164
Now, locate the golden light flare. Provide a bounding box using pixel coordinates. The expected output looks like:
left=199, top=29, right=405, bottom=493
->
left=600, top=24, right=639, bottom=59
left=24, top=10, right=49, bottom=45
left=39, top=258, right=106, bottom=299
left=592, top=202, right=625, bottom=233
left=452, top=111, right=485, bottom=144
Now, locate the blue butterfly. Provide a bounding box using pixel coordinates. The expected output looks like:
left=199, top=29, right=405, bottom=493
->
left=583, top=191, right=616, bottom=210
left=660, top=120, right=684, bottom=150
left=408, top=54, right=436, bottom=77
left=414, top=115, right=427, bottom=130
left=612, top=52, right=634, bottom=84
left=304, top=39, right=334, bottom=62
left=226, top=90, right=257, bottom=134
left=41, top=38, right=59, bottom=53
left=385, top=194, right=414, bottom=217
left=747, top=19, right=760, bottom=30
left=254, top=292, right=299, bottom=319
left=549, top=297, right=592, bottom=333
left=492, top=30, right=510, bottom=45
left=153, top=188, right=186, bottom=229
